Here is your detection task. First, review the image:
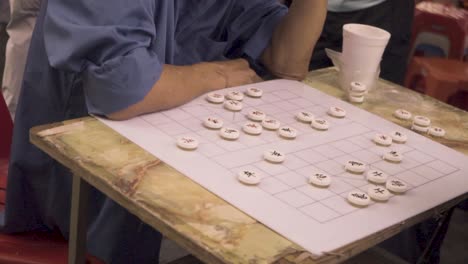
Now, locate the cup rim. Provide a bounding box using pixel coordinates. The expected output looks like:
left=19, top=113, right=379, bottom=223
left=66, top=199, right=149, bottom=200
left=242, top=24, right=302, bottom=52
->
left=343, top=23, right=391, bottom=42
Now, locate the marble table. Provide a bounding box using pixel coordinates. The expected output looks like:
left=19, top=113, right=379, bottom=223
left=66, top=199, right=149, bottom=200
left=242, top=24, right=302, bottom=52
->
left=30, top=68, right=468, bottom=264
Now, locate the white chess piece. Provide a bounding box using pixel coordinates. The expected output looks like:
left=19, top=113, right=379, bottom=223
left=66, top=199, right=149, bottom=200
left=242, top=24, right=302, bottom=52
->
left=308, top=172, right=332, bottom=187
left=177, top=136, right=199, bottom=150
left=219, top=127, right=240, bottom=140
left=238, top=170, right=262, bottom=185
left=386, top=179, right=408, bottom=193
left=367, top=186, right=390, bottom=202
left=261, top=118, right=281, bottom=130
left=224, top=100, right=243, bottom=111
left=246, top=87, right=263, bottom=98
left=347, top=191, right=371, bottom=206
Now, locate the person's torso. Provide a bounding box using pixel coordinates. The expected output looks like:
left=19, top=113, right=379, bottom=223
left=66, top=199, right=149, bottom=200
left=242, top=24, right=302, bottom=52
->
left=153, top=0, right=243, bottom=65
left=327, top=0, right=387, bottom=12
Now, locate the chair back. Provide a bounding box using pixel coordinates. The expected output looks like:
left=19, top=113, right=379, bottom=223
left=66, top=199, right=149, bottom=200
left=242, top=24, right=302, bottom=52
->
left=410, top=2, right=468, bottom=60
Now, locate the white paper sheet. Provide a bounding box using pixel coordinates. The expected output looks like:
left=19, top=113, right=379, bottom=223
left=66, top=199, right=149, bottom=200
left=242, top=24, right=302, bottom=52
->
left=98, top=80, right=468, bottom=258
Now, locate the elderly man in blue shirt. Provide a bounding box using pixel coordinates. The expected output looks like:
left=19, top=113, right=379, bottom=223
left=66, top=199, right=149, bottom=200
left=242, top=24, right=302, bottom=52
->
left=0, top=0, right=327, bottom=263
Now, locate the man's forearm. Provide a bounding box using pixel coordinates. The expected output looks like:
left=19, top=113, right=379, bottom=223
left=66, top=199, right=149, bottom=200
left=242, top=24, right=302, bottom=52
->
left=107, top=59, right=260, bottom=120
left=107, top=63, right=225, bottom=120
left=262, top=0, right=327, bottom=80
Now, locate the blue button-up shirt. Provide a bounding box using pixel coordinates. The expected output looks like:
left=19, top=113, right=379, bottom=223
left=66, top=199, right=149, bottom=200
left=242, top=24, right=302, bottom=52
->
left=1, top=0, right=287, bottom=263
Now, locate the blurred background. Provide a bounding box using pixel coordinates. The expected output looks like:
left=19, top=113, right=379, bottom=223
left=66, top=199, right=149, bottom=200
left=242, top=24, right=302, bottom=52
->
left=407, top=0, right=467, bottom=111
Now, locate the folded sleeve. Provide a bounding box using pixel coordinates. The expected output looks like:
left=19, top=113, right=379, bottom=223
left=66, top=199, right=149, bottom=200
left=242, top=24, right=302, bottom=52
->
left=44, top=0, right=161, bottom=115
left=225, top=0, right=287, bottom=63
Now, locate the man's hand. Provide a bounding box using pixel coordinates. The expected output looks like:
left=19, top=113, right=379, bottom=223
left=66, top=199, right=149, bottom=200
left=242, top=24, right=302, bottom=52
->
left=198, top=59, right=262, bottom=90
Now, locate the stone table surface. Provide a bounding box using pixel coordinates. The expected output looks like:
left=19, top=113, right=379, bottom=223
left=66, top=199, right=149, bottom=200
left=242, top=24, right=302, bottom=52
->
left=31, top=68, right=468, bottom=264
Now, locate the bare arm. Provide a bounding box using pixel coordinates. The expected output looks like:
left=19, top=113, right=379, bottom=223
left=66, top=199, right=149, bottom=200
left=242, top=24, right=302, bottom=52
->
left=262, top=0, right=327, bottom=80
left=107, top=59, right=261, bottom=120
left=108, top=1, right=325, bottom=120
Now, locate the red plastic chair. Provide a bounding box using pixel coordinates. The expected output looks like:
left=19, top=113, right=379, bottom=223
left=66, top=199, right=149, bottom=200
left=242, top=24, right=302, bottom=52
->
left=410, top=1, right=468, bottom=60
left=405, top=57, right=468, bottom=110
left=0, top=94, right=12, bottom=211
left=0, top=95, right=104, bottom=264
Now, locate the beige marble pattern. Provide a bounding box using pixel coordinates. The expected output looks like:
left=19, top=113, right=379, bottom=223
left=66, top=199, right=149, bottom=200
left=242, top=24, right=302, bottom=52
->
left=305, top=68, right=468, bottom=155
left=31, top=68, right=468, bottom=264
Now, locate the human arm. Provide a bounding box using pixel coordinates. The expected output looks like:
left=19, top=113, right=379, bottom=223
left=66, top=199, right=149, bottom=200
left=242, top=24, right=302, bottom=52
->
left=262, top=0, right=327, bottom=80
left=44, top=0, right=260, bottom=120
left=108, top=59, right=260, bottom=120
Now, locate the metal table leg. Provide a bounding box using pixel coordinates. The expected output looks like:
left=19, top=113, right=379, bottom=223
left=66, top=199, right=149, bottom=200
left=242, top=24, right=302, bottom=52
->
left=416, top=208, right=455, bottom=264
left=68, top=174, right=90, bottom=264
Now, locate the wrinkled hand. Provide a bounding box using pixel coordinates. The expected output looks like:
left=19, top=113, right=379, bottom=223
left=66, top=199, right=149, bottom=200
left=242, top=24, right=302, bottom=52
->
left=214, top=59, right=263, bottom=87
left=196, top=59, right=263, bottom=91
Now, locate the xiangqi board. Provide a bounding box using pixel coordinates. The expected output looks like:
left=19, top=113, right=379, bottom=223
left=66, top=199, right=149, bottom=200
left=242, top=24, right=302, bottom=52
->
left=99, top=79, right=468, bottom=258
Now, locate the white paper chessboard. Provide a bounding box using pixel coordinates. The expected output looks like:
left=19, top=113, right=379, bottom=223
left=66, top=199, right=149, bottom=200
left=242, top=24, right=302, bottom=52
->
left=98, top=80, right=468, bottom=258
